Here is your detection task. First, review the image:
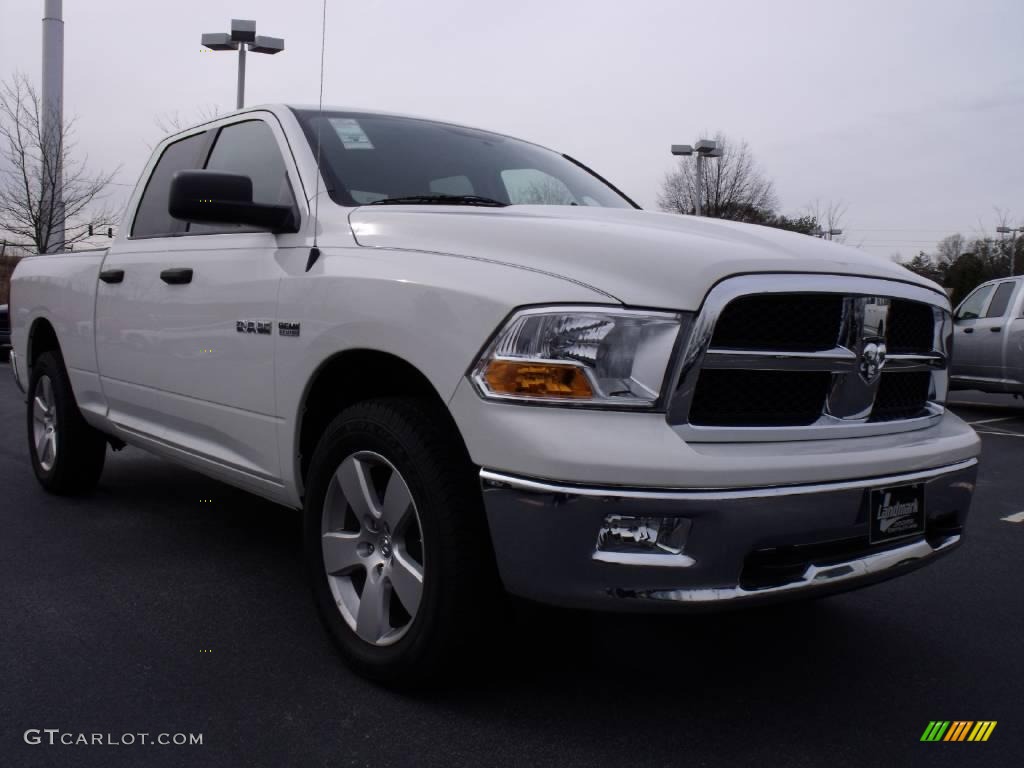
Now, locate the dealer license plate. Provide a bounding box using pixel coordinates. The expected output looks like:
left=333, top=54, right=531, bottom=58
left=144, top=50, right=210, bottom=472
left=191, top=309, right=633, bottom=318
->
left=869, top=484, right=925, bottom=543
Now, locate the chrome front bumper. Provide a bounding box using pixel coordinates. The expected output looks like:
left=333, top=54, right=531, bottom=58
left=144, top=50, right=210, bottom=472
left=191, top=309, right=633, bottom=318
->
left=480, top=459, right=977, bottom=610
left=9, top=348, right=25, bottom=395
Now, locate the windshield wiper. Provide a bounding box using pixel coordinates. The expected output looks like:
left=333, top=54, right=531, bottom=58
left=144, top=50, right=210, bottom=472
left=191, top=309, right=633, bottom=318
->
left=366, top=194, right=508, bottom=207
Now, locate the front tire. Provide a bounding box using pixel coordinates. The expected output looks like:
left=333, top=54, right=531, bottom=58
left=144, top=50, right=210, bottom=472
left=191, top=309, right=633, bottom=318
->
left=304, top=397, right=496, bottom=685
left=27, top=351, right=107, bottom=494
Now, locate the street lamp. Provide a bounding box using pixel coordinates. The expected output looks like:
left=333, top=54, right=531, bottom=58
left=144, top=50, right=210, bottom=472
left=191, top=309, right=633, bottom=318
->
left=202, top=19, right=284, bottom=110
left=814, top=227, right=843, bottom=241
left=671, top=139, right=722, bottom=217
left=996, top=225, right=1022, bottom=277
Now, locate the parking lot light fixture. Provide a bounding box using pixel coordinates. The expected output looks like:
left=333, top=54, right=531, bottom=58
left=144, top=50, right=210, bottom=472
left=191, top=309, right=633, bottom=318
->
left=201, top=19, right=285, bottom=110
left=669, top=138, right=721, bottom=216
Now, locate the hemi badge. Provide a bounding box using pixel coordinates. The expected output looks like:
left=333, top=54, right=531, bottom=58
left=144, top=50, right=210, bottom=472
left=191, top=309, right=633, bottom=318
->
left=278, top=322, right=301, bottom=337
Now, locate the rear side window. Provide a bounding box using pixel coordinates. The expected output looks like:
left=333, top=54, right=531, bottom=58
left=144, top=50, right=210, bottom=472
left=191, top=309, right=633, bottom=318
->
left=131, top=132, right=209, bottom=238
left=189, top=120, right=295, bottom=234
left=985, top=282, right=1016, bottom=318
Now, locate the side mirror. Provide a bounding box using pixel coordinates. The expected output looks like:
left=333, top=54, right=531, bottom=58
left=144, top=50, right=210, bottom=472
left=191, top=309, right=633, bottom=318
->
left=168, top=170, right=299, bottom=233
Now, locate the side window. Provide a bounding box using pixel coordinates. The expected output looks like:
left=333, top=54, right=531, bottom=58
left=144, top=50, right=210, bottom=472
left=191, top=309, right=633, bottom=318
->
left=131, top=132, right=209, bottom=238
left=955, top=284, right=994, bottom=320
left=501, top=168, right=577, bottom=205
left=190, top=120, right=296, bottom=234
left=985, top=282, right=1016, bottom=318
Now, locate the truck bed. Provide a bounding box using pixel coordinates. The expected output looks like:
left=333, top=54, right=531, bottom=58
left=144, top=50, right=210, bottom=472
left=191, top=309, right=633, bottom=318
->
left=10, top=248, right=109, bottom=415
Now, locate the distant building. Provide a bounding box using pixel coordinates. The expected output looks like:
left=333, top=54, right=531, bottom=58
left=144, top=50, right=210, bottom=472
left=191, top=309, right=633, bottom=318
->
left=1, top=240, right=32, bottom=304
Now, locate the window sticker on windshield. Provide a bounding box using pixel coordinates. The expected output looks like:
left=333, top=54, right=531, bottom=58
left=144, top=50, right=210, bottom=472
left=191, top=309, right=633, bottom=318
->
left=330, top=118, right=374, bottom=150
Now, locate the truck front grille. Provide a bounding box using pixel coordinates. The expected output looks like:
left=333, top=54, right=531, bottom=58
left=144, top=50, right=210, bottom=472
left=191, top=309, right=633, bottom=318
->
left=887, top=299, right=936, bottom=354
left=871, top=371, right=932, bottom=422
left=690, top=370, right=830, bottom=427
left=711, top=294, right=843, bottom=351
left=669, top=275, right=951, bottom=441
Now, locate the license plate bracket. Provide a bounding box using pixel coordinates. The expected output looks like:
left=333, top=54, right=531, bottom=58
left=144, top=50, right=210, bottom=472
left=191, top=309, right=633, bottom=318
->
left=869, top=483, right=925, bottom=543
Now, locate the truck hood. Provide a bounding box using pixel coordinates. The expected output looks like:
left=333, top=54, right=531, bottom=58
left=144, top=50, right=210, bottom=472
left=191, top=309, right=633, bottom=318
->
left=348, top=206, right=943, bottom=309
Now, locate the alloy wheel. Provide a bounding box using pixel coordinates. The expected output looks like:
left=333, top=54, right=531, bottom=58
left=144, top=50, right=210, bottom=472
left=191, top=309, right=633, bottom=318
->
left=320, top=451, right=425, bottom=646
left=32, top=375, right=58, bottom=471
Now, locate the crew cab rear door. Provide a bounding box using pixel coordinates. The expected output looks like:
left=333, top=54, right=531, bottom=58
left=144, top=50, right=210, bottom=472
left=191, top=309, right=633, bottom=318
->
left=95, top=115, right=305, bottom=483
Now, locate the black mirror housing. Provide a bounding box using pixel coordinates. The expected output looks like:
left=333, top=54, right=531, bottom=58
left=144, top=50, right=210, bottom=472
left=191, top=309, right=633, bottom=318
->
left=168, top=170, right=299, bottom=233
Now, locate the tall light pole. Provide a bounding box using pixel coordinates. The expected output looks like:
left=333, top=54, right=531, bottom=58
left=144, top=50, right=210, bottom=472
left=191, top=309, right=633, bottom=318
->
left=202, top=19, right=284, bottom=110
left=996, top=225, right=1022, bottom=277
left=41, top=0, right=64, bottom=253
left=671, top=139, right=722, bottom=217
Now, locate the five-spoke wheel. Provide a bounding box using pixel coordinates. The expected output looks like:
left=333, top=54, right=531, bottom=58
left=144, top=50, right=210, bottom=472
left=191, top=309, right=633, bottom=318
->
left=31, top=375, right=58, bottom=471
left=304, top=397, right=497, bottom=685
left=26, top=350, right=107, bottom=494
left=321, top=451, right=425, bottom=646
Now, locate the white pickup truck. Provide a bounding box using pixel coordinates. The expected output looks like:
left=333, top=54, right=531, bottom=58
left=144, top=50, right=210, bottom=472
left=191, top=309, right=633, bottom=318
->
left=9, top=105, right=980, bottom=683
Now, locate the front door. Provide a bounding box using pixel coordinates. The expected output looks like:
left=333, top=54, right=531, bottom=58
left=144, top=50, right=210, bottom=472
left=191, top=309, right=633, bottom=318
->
left=951, top=282, right=996, bottom=385
left=95, top=116, right=305, bottom=482
left=953, top=281, right=1018, bottom=390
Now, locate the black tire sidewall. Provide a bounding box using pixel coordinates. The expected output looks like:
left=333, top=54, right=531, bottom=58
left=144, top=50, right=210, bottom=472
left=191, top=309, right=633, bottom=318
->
left=27, top=352, right=67, bottom=484
left=303, top=401, right=461, bottom=682
left=26, top=351, right=105, bottom=493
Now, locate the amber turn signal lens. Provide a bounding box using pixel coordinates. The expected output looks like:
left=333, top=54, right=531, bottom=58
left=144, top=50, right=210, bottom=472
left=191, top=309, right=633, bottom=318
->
left=483, top=360, right=594, bottom=398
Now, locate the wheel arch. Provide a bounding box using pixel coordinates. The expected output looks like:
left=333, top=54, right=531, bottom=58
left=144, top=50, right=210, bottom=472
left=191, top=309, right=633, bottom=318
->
left=27, top=316, right=61, bottom=369
left=294, top=348, right=472, bottom=498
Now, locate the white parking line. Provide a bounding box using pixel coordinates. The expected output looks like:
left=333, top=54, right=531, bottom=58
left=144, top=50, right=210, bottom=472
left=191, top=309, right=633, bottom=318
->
left=952, top=400, right=1024, bottom=410
left=1001, top=511, right=1024, bottom=523
left=975, top=430, right=1024, bottom=438
left=966, top=416, right=1021, bottom=426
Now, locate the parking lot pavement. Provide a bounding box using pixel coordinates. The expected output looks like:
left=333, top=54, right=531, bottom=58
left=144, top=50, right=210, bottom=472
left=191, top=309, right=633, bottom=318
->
left=949, top=390, right=1024, bottom=436
left=1, top=362, right=1022, bottom=768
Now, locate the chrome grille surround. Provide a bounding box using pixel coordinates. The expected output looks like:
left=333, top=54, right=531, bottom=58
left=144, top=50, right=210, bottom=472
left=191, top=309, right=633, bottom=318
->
left=667, top=274, right=953, bottom=442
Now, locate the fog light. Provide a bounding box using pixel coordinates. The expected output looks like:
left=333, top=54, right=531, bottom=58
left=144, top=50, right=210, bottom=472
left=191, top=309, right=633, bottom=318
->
left=594, top=515, right=693, bottom=566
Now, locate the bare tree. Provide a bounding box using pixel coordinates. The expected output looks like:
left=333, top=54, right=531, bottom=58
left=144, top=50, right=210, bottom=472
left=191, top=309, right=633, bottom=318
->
left=657, top=133, right=778, bottom=223
left=991, top=207, right=1022, bottom=276
left=804, top=199, right=847, bottom=242
left=153, top=104, right=223, bottom=141
left=934, top=233, right=966, bottom=270
left=515, top=176, right=576, bottom=205
left=0, top=72, right=119, bottom=253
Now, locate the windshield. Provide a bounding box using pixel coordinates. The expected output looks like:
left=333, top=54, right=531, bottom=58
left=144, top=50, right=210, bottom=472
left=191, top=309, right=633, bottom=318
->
left=291, top=109, right=635, bottom=209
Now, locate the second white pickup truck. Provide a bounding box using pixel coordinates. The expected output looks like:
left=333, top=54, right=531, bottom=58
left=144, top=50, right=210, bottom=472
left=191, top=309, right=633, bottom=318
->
left=9, top=105, right=980, bottom=683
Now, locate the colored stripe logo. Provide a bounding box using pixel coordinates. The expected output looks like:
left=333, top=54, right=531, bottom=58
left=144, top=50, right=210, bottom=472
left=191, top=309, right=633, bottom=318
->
left=921, top=721, right=997, bottom=742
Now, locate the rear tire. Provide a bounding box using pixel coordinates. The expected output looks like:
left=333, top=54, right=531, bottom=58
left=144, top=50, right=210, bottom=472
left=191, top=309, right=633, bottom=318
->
left=304, top=397, right=498, bottom=686
left=27, top=350, right=107, bottom=495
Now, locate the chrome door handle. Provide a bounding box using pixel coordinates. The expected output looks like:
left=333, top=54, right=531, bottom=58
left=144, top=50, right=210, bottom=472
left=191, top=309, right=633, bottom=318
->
left=160, top=268, right=193, bottom=285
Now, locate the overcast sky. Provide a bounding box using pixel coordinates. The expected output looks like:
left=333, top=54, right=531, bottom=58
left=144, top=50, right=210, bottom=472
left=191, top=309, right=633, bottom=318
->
left=2, top=0, right=1022, bottom=258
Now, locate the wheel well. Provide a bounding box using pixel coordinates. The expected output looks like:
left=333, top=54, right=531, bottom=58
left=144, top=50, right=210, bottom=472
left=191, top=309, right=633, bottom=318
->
left=28, top=318, right=60, bottom=367
left=297, top=350, right=469, bottom=489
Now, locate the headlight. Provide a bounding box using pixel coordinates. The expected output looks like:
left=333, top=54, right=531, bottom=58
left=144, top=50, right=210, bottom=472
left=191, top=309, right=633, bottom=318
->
left=471, top=306, right=687, bottom=408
